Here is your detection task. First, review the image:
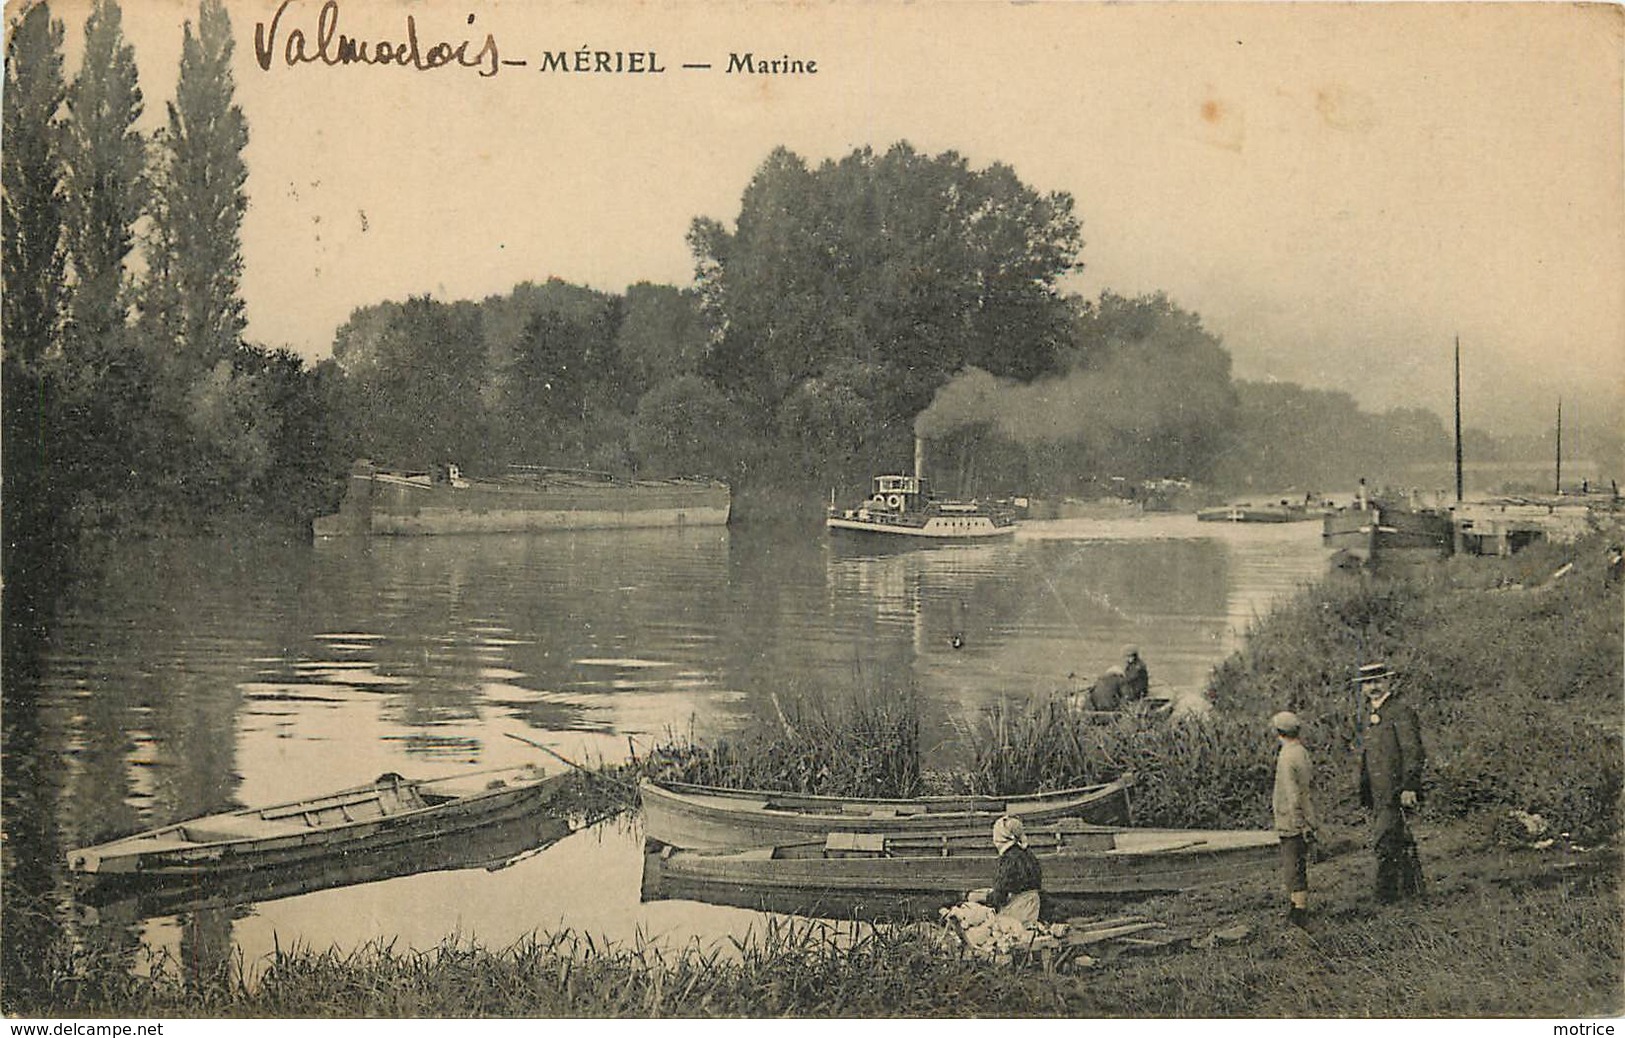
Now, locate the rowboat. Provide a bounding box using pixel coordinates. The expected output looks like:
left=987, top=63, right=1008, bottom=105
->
left=641, top=819, right=1278, bottom=920
left=66, top=765, right=568, bottom=876
left=640, top=773, right=1134, bottom=851
left=76, top=810, right=574, bottom=920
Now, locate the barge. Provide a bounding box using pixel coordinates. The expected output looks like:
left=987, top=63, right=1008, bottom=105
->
left=314, top=460, right=731, bottom=536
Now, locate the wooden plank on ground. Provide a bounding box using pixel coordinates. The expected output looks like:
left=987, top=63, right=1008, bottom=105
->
left=1066, top=921, right=1165, bottom=945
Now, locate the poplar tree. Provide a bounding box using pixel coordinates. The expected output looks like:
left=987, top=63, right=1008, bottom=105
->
left=61, top=0, right=145, bottom=349
left=3, top=2, right=70, bottom=577
left=2, top=1, right=69, bottom=369
left=146, top=0, right=248, bottom=372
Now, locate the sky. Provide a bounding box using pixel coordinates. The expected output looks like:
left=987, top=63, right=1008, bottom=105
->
left=34, top=0, right=1625, bottom=441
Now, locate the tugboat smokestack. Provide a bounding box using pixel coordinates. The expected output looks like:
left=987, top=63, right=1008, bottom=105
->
left=915, top=437, right=925, bottom=483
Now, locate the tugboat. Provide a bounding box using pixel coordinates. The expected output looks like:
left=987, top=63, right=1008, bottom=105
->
left=826, top=439, right=1017, bottom=542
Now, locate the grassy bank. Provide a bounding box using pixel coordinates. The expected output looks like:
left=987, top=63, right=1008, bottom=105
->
left=961, top=532, right=1622, bottom=844
left=26, top=833, right=1620, bottom=1018
left=10, top=532, right=1621, bottom=1018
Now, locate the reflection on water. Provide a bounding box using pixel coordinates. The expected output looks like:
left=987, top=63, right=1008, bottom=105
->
left=76, top=810, right=576, bottom=920
left=5, top=517, right=1329, bottom=981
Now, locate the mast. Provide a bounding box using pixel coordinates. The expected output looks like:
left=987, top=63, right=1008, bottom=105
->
left=1454, top=337, right=1463, bottom=503
left=1555, top=399, right=1563, bottom=495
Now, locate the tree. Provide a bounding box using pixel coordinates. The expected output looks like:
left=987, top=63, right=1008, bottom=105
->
left=774, top=359, right=889, bottom=490
left=330, top=296, right=487, bottom=467
left=616, top=282, right=708, bottom=403
left=474, top=279, right=625, bottom=465
left=1065, top=292, right=1239, bottom=483
left=3, top=2, right=70, bottom=569
left=144, top=0, right=248, bottom=374
left=3, top=1, right=69, bottom=370
left=61, top=0, right=144, bottom=347
left=689, top=143, right=1083, bottom=442
left=630, top=376, right=742, bottom=478
left=1214, top=381, right=1364, bottom=490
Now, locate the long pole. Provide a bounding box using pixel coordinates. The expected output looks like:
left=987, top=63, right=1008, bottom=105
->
left=1555, top=399, right=1563, bottom=495
left=504, top=731, right=639, bottom=792
left=1454, top=336, right=1463, bottom=503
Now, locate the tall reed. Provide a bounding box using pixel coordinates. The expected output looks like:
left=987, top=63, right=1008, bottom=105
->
left=960, top=697, right=1272, bottom=829
left=633, top=679, right=923, bottom=798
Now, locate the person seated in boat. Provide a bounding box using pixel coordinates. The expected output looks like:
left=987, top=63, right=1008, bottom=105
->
left=1121, top=645, right=1149, bottom=703
left=966, top=815, right=1042, bottom=925
left=1083, top=667, right=1124, bottom=711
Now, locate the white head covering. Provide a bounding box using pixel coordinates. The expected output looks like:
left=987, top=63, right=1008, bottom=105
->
left=992, top=814, right=1027, bottom=854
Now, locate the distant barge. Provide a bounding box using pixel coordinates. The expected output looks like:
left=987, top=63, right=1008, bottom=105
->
left=1322, top=484, right=1452, bottom=566
left=314, top=460, right=731, bottom=536
left=1197, top=499, right=1330, bottom=523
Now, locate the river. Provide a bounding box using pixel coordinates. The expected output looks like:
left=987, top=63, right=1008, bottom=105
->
left=3, top=514, right=1330, bottom=982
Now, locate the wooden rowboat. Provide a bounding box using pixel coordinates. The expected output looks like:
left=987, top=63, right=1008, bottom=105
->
left=639, top=773, right=1134, bottom=852
left=76, top=810, right=575, bottom=919
left=66, top=765, right=567, bottom=877
left=641, top=819, right=1278, bottom=920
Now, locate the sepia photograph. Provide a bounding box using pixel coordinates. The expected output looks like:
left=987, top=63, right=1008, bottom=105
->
left=2, top=0, right=1621, bottom=1024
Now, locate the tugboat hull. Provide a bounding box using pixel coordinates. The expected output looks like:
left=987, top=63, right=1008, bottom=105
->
left=825, top=514, right=1015, bottom=540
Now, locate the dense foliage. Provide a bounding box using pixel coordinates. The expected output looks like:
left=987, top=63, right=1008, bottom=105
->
left=3, top=2, right=1606, bottom=548
left=1215, top=380, right=1461, bottom=495
left=688, top=145, right=1082, bottom=474
left=2, top=0, right=338, bottom=549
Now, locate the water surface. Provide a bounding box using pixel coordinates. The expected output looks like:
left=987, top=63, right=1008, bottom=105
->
left=5, top=515, right=1330, bottom=979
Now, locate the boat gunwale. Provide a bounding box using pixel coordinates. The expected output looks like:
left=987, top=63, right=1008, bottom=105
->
left=670, top=825, right=1277, bottom=861
left=645, top=773, right=1134, bottom=812
left=67, top=766, right=561, bottom=869
left=647, top=828, right=1281, bottom=899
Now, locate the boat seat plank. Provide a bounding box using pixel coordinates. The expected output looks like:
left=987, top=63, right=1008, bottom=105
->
left=415, top=776, right=514, bottom=799
left=182, top=815, right=307, bottom=843
left=826, top=832, right=887, bottom=855
left=260, top=787, right=425, bottom=823
left=119, top=836, right=202, bottom=854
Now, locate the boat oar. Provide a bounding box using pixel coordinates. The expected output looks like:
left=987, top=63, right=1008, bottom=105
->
left=504, top=732, right=640, bottom=793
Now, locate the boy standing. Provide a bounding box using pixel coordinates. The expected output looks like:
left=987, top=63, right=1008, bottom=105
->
left=1272, top=710, right=1318, bottom=926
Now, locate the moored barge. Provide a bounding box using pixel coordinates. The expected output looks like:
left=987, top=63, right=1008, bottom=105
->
left=315, top=460, right=731, bottom=536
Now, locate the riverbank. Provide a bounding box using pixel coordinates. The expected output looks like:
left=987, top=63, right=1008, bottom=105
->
left=22, top=832, right=1621, bottom=1017
left=10, top=532, right=1620, bottom=1018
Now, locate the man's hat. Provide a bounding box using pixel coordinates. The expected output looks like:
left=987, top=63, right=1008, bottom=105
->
left=1353, top=662, right=1392, bottom=685
left=1271, top=710, right=1301, bottom=735
left=1124, top=645, right=1140, bottom=658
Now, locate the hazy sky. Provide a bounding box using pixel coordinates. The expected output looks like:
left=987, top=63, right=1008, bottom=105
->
left=44, top=0, right=1625, bottom=438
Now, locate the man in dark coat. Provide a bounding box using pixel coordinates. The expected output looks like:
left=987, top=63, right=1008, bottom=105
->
left=1355, top=661, right=1427, bottom=901
left=1121, top=646, right=1150, bottom=703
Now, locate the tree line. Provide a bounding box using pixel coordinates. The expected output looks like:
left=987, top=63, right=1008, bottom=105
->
left=4, top=0, right=339, bottom=569
left=4, top=0, right=1564, bottom=571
